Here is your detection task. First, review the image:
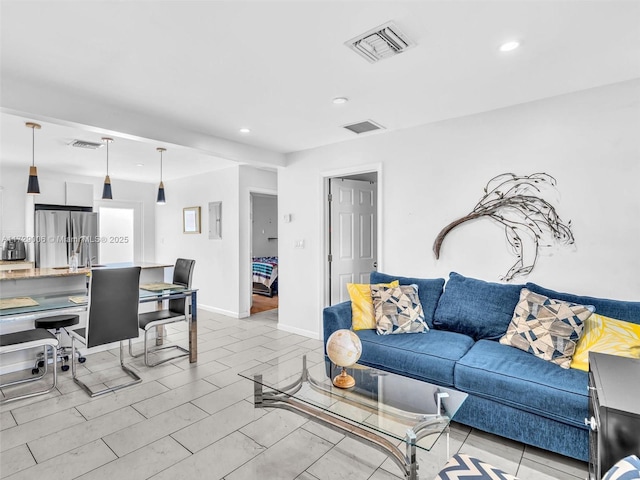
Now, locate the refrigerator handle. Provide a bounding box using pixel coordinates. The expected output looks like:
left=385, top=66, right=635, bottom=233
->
left=71, top=215, right=79, bottom=265
left=67, top=216, right=73, bottom=263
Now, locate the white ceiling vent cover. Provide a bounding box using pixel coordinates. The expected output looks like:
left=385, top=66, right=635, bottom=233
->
left=345, top=21, right=415, bottom=63
left=343, top=120, right=385, bottom=135
left=69, top=139, right=104, bottom=149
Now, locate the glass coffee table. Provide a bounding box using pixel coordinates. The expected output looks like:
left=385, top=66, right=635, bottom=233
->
left=239, top=356, right=467, bottom=480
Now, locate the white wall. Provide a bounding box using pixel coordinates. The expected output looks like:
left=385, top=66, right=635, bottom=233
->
left=278, top=79, right=640, bottom=339
left=155, top=165, right=240, bottom=316
left=0, top=165, right=156, bottom=262
left=154, top=165, right=276, bottom=317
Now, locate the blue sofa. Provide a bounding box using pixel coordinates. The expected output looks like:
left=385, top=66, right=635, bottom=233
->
left=322, top=271, right=640, bottom=461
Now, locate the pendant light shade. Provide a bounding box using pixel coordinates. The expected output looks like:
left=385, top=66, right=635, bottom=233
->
left=102, top=137, right=113, bottom=200
left=156, top=147, right=166, bottom=205
left=26, top=122, right=41, bottom=194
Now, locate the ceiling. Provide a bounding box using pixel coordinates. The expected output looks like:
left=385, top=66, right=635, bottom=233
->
left=1, top=1, right=639, bottom=183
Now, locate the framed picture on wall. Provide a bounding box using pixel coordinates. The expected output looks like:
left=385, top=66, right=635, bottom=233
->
left=183, top=206, right=201, bottom=234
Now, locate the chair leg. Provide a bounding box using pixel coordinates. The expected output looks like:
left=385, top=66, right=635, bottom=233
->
left=128, top=337, right=144, bottom=359
left=131, top=326, right=189, bottom=367
left=142, top=326, right=189, bottom=367
left=0, top=344, right=57, bottom=405
left=72, top=339, right=142, bottom=398
left=35, top=328, right=86, bottom=374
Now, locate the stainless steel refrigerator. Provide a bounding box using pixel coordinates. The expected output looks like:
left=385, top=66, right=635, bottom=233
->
left=35, top=209, right=99, bottom=268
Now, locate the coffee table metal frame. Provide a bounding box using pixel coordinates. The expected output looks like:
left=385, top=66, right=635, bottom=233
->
left=250, top=356, right=455, bottom=480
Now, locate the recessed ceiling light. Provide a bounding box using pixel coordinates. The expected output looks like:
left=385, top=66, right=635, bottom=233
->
left=332, top=97, right=349, bottom=105
left=499, top=41, right=520, bottom=52
left=239, top=128, right=251, bottom=134
left=136, top=163, right=144, bottom=167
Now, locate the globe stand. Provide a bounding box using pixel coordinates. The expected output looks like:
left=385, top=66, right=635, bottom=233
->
left=332, top=366, right=355, bottom=389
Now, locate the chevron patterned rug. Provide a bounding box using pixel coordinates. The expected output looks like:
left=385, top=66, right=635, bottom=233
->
left=435, top=454, right=519, bottom=480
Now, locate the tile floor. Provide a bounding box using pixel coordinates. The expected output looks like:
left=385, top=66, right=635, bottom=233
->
left=0, top=309, right=588, bottom=480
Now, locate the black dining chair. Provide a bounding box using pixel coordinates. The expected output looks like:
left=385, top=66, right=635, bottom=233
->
left=0, top=328, right=59, bottom=404
left=129, top=258, right=195, bottom=367
left=69, top=266, right=142, bottom=397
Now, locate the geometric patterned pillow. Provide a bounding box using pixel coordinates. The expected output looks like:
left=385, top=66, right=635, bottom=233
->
left=434, top=454, right=519, bottom=480
left=603, top=455, right=640, bottom=480
left=499, top=288, right=594, bottom=368
left=371, top=284, right=428, bottom=335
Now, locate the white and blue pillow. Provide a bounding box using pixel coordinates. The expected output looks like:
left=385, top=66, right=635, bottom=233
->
left=371, top=284, right=427, bottom=335
left=603, top=455, right=640, bottom=480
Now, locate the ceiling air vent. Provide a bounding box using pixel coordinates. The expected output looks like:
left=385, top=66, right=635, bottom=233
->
left=69, top=139, right=103, bottom=149
left=345, top=21, right=415, bottom=63
left=343, top=120, right=385, bottom=135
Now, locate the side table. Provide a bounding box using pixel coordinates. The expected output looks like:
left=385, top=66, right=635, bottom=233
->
left=587, top=352, right=640, bottom=480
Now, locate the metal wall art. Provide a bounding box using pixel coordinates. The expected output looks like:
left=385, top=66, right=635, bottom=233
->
left=433, top=173, right=575, bottom=281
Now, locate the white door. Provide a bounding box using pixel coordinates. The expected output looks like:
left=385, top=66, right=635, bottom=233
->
left=329, top=178, right=377, bottom=305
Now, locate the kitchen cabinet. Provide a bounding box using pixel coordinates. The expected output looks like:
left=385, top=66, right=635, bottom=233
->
left=34, top=181, right=93, bottom=207
left=35, top=180, right=66, bottom=205
left=65, top=182, right=93, bottom=207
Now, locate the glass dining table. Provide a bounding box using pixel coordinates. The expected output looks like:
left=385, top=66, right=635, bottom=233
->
left=0, top=285, right=198, bottom=363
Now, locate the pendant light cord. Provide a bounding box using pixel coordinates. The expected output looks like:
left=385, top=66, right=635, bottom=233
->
left=160, top=150, right=163, bottom=181
left=106, top=140, right=109, bottom=175
left=31, top=126, right=35, bottom=167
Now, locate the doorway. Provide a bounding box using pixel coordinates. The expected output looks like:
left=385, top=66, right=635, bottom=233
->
left=250, top=193, right=279, bottom=315
left=98, top=206, right=134, bottom=263
left=327, top=172, right=379, bottom=306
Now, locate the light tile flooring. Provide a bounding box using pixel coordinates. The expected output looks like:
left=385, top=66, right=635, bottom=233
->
left=0, top=309, right=588, bottom=480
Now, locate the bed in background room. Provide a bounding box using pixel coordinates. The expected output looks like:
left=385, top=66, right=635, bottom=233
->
left=252, top=256, right=278, bottom=297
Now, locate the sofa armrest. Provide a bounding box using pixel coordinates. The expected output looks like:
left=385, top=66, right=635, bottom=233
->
left=322, top=301, right=352, bottom=353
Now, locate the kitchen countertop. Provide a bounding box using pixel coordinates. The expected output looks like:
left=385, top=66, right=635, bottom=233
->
left=0, top=262, right=172, bottom=281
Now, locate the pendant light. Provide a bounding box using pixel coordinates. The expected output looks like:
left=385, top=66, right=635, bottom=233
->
left=26, top=122, right=41, bottom=194
left=101, top=137, right=113, bottom=199
left=156, top=147, right=166, bottom=204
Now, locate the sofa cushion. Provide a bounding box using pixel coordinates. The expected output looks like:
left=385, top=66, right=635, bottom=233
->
left=434, top=272, right=524, bottom=340
left=525, top=283, right=640, bottom=325
left=499, top=288, right=593, bottom=369
left=371, top=284, right=428, bottom=335
left=356, top=329, right=474, bottom=387
left=370, top=272, right=445, bottom=328
left=455, top=339, right=589, bottom=427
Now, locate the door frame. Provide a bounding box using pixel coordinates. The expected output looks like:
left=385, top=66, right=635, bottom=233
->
left=247, top=187, right=278, bottom=316
left=320, top=162, right=383, bottom=310
left=94, top=199, right=143, bottom=263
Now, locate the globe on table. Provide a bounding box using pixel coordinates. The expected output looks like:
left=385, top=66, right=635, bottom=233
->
left=326, top=329, right=362, bottom=388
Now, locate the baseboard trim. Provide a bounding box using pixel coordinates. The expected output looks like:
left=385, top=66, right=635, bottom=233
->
left=277, top=323, right=320, bottom=340
left=197, top=304, right=241, bottom=319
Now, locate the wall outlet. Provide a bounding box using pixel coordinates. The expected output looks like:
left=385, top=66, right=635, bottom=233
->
left=294, top=239, right=305, bottom=249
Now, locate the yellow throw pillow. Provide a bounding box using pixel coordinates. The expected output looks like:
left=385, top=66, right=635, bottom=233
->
left=348, top=280, right=399, bottom=330
left=570, top=314, right=640, bottom=371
